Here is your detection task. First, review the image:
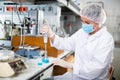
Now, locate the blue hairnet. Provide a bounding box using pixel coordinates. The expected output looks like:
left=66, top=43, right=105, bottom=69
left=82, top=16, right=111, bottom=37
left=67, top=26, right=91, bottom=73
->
left=81, top=4, right=106, bottom=25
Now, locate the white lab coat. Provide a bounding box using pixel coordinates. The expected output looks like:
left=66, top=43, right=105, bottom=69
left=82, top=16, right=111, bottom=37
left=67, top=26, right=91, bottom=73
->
left=51, top=27, right=114, bottom=80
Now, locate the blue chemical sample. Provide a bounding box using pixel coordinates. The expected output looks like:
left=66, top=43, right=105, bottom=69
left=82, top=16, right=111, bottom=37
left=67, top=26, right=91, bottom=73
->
left=42, top=58, right=49, bottom=63
left=37, top=62, right=42, bottom=66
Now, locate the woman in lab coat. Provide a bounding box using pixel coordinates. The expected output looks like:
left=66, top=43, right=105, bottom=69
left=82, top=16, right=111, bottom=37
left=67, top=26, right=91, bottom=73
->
left=41, top=4, right=114, bottom=80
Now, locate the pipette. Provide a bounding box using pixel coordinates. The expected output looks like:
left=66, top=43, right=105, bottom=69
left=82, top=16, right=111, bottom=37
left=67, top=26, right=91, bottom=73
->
left=42, top=20, right=49, bottom=63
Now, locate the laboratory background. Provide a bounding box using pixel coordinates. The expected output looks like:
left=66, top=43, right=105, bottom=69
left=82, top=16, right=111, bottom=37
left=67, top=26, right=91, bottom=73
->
left=0, top=0, right=119, bottom=80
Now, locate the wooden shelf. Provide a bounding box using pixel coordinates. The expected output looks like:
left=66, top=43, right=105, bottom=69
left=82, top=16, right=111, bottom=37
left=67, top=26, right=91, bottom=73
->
left=12, top=36, right=64, bottom=57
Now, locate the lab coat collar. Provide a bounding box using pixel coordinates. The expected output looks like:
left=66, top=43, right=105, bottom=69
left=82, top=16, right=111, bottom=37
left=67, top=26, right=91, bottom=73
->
left=88, top=26, right=107, bottom=41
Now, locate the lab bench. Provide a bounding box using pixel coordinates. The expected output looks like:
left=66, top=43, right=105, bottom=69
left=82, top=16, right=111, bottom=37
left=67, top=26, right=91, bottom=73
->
left=0, top=51, right=74, bottom=80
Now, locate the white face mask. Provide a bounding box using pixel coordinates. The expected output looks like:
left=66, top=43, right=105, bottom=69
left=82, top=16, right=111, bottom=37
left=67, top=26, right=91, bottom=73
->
left=82, top=23, right=94, bottom=34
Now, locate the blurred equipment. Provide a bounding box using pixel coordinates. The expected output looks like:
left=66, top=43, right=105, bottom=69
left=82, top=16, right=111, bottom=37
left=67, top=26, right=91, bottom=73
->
left=0, top=50, right=14, bottom=61
left=4, top=20, right=12, bottom=40
left=0, top=50, right=27, bottom=77
left=16, top=46, right=40, bottom=59
left=23, top=17, right=31, bottom=34
left=28, top=9, right=44, bottom=35
left=0, top=58, right=27, bottom=77
left=0, top=21, right=5, bottom=39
